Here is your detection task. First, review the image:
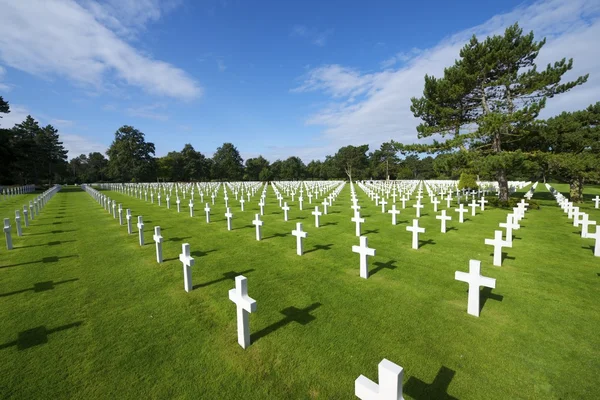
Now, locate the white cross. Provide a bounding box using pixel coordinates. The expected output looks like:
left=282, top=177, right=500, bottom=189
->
left=580, top=214, right=596, bottom=238
left=406, top=219, right=425, bottom=249
left=240, top=198, right=245, bottom=211
left=3, top=218, right=12, bottom=250
left=198, top=204, right=208, bottom=224
left=189, top=200, right=194, bottom=217
left=479, top=196, right=488, bottom=211
left=485, top=230, right=511, bottom=266
left=455, top=204, right=467, bottom=223
left=445, top=195, right=452, bottom=208
left=308, top=193, right=313, bottom=204
left=322, top=199, right=329, bottom=214
left=355, top=358, right=404, bottom=400
left=259, top=200, right=265, bottom=216
left=413, top=201, right=424, bottom=218
left=229, top=275, right=257, bottom=349
left=136, top=216, right=144, bottom=246
left=312, top=206, right=322, bottom=228
left=351, top=203, right=361, bottom=214
left=126, top=209, right=132, bottom=234
left=499, top=214, right=518, bottom=244
left=225, top=207, right=234, bottom=231
left=374, top=193, right=380, bottom=206
left=252, top=214, right=263, bottom=241
left=180, top=243, right=195, bottom=292
left=292, top=222, right=308, bottom=256
left=282, top=202, right=290, bottom=221
left=352, top=236, right=376, bottom=279
left=588, top=225, right=600, bottom=257
left=351, top=212, right=365, bottom=236
left=572, top=207, right=583, bottom=227
left=387, top=205, right=400, bottom=225
left=469, top=199, right=478, bottom=216
left=380, top=198, right=388, bottom=213
left=431, top=197, right=440, bottom=212
left=455, top=259, right=496, bottom=317
left=400, top=196, right=407, bottom=209
left=176, top=197, right=181, bottom=212
left=153, top=226, right=164, bottom=263
left=593, top=195, right=600, bottom=209
left=436, top=210, right=451, bottom=233
left=299, top=196, right=304, bottom=210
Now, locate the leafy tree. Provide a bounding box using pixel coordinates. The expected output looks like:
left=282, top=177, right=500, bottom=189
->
left=458, top=172, right=479, bottom=190
left=306, top=160, right=323, bottom=180
left=106, top=125, right=156, bottom=182
left=258, top=167, right=272, bottom=182
left=280, top=156, right=306, bottom=180
left=37, top=124, right=68, bottom=185
left=212, top=142, right=244, bottom=181
left=334, top=145, right=369, bottom=181
left=245, top=156, right=270, bottom=181
left=369, top=142, right=399, bottom=180
left=409, top=23, right=588, bottom=201
left=533, top=102, right=600, bottom=201
left=0, top=95, right=9, bottom=119
left=269, top=160, right=283, bottom=180
left=11, top=115, right=42, bottom=184
left=181, top=144, right=210, bottom=181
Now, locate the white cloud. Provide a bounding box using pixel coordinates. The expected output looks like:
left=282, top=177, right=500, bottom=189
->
left=61, top=133, right=108, bottom=158
left=291, top=25, right=333, bottom=47
left=0, top=104, right=29, bottom=129
left=126, top=103, right=169, bottom=121
left=292, top=0, right=600, bottom=160
left=0, top=0, right=201, bottom=100
left=0, top=65, right=10, bottom=91
left=50, top=119, right=75, bottom=128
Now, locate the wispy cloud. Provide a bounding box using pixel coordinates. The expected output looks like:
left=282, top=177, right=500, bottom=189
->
left=217, top=58, right=227, bottom=72
left=291, top=24, right=334, bottom=47
left=50, top=118, right=75, bottom=128
left=0, top=65, right=11, bottom=91
left=0, top=103, right=29, bottom=128
left=126, top=103, right=169, bottom=121
left=61, top=133, right=108, bottom=158
left=0, top=0, right=201, bottom=100
left=291, top=0, right=600, bottom=160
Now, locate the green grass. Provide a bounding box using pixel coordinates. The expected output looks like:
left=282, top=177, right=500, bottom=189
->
left=1, top=182, right=599, bottom=399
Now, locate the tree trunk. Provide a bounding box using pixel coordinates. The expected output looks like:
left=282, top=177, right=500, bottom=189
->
left=569, top=178, right=584, bottom=202
left=497, top=169, right=509, bottom=202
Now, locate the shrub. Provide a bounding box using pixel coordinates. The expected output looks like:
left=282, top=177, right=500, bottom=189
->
left=458, top=173, right=479, bottom=190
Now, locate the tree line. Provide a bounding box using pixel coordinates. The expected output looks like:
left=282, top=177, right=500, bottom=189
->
left=1, top=22, right=598, bottom=201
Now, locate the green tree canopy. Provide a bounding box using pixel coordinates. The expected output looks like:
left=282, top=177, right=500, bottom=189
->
left=334, top=145, right=369, bottom=181
left=245, top=156, right=270, bottom=181
left=212, top=142, right=244, bottom=180
left=106, top=125, right=156, bottom=182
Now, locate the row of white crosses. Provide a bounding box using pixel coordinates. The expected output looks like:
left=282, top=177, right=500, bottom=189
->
left=547, top=184, right=600, bottom=257
left=0, top=184, right=35, bottom=200
left=3, top=185, right=61, bottom=250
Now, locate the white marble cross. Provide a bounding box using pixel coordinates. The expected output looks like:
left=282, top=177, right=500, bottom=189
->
left=413, top=200, right=424, bottom=218
left=469, top=199, right=478, bottom=216
left=499, top=214, right=518, bottom=244
left=455, top=204, right=467, bottom=223
left=167, top=196, right=171, bottom=209
left=593, top=195, right=600, bottom=209
left=189, top=200, right=194, bottom=217
left=352, top=236, right=376, bottom=279
left=225, top=207, right=234, bottom=231
left=292, top=222, right=308, bottom=256
left=388, top=205, right=400, bottom=225
left=282, top=202, right=290, bottom=221
left=431, top=197, right=440, bottom=212
left=3, top=218, right=12, bottom=250
left=252, top=214, right=263, bottom=241
left=455, top=259, right=496, bottom=317
left=400, top=196, right=407, bottom=209
left=118, top=204, right=123, bottom=225
left=406, top=219, right=425, bottom=249
left=580, top=214, right=596, bottom=238
left=380, top=198, right=388, bottom=213
left=436, top=210, right=452, bottom=233
left=240, top=198, right=245, bottom=211
left=479, top=196, right=488, bottom=211
left=259, top=200, right=265, bottom=216
left=126, top=209, right=133, bottom=234
left=14, top=210, right=22, bottom=237
left=204, top=203, right=211, bottom=223
left=587, top=225, right=600, bottom=256
left=23, top=207, right=29, bottom=227
left=179, top=243, right=195, bottom=292
left=299, top=196, right=304, bottom=210
left=355, top=358, right=404, bottom=400
left=229, top=275, right=257, bottom=349
left=352, top=212, right=365, bottom=236
left=153, top=226, right=164, bottom=263
left=137, top=216, right=145, bottom=246
left=485, top=230, right=511, bottom=266
left=446, top=195, right=452, bottom=208
left=322, top=199, right=329, bottom=215
left=312, top=206, right=322, bottom=228
left=176, top=197, right=181, bottom=213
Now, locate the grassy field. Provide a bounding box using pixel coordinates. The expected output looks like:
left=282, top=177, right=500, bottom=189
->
left=1, top=182, right=599, bottom=399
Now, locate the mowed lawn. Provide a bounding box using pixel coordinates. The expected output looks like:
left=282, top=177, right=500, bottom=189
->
left=1, top=182, right=599, bottom=399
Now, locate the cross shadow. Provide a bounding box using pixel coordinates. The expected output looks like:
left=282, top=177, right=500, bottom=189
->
left=264, top=233, right=287, bottom=240
left=193, top=269, right=255, bottom=289
left=168, top=236, right=192, bottom=242
left=419, top=239, right=436, bottom=248
left=582, top=245, right=594, bottom=253
left=404, top=366, right=458, bottom=400
left=26, top=229, right=76, bottom=236
left=305, top=244, right=334, bottom=254
left=329, top=210, right=340, bottom=214
left=362, top=214, right=371, bottom=218
left=421, top=213, right=429, bottom=217
left=512, top=235, right=522, bottom=240
left=371, top=260, right=397, bottom=276
left=251, top=303, right=321, bottom=343
left=487, top=252, right=516, bottom=263
left=15, top=239, right=77, bottom=249
left=235, top=224, right=254, bottom=230
left=397, top=219, right=409, bottom=225
left=0, top=278, right=79, bottom=298
left=479, top=286, right=503, bottom=313
left=296, top=216, right=306, bottom=220
left=363, top=229, right=379, bottom=235
left=0, top=321, right=83, bottom=351
left=463, top=218, right=470, bottom=223
left=321, top=222, right=338, bottom=227
left=190, top=249, right=217, bottom=258
left=445, top=226, right=458, bottom=232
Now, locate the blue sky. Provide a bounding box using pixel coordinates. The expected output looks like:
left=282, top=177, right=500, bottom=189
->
left=1, top=0, right=599, bottom=162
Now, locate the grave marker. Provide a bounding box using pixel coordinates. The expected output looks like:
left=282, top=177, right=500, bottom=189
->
left=485, top=230, right=511, bottom=266
left=252, top=214, right=263, bottom=241
left=406, top=219, right=425, bottom=250
left=137, top=216, right=145, bottom=246
left=292, top=223, right=308, bottom=255
left=179, top=243, right=194, bottom=292
left=455, top=259, right=496, bottom=317
left=352, top=236, right=376, bottom=279
left=228, top=275, right=257, bottom=349
left=153, top=226, right=164, bottom=263
left=355, top=358, right=404, bottom=400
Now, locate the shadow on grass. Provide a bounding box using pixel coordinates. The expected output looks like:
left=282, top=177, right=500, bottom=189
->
left=235, top=224, right=254, bottom=231
left=446, top=226, right=458, bottom=232
left=419, top=239, right=436, bottom=248
left=168, top=236, right=192, bottom=242
left=321, top=222, right=338, bottom=227
left=0, top=279, right=79, bottom=298
left=190, top=249, right=217, bottom=258
left=305, top=244, right=334, bottom=254
left=405, top=366, right=458, bottom=400
left=582, top=244, right=595, bottom=254
left=363, top=229, right=379, bottom=235
left=193, top=269, right=255, bottom=289
left=264, top=233, right=287, bottom=240
left=489, top=252, right=516, bottom=263
left=16, top=240, right=77, bottom=249
left=371, top=260, right=397, bottom=276
left=251, top=303, right=322, bottom=343
left=0, top=321, right=83, bottom=351
left=480, top=287, right=503, bottom=314
left=26, top=229, right=77, bottom=236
